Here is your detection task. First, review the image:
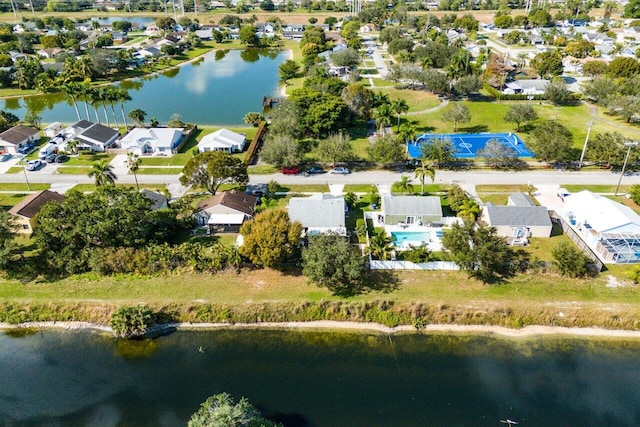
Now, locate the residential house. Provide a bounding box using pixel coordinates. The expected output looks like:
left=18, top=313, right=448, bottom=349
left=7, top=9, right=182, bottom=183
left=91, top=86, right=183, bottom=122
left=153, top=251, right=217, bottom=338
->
left=140, top=189, right=169, bottom=210
left=195, top=191, right=258, bottom=231
left=119, top=127, right=184, bottom=155
left=381, top=195, right=442, bottom=226
left=288, top=194, right=347, bottom=236
left=58, top=120, right=119, bottom=152
left=44, top=122, right=64, bottom=138
left=0, top=125, right=40, bottom=155
left=359, top=23, right=377, bottom=33
left=136, top=46, right=161, bottom=58
left=502, top=79, right=550, bottom=95
left=9, top=190, right=66, bottom=234
left=195, top=28, right=213, bottom=40
left=36, top=48, right=64, bottom=59
left=197, top=128, right=246, bottom=153
left=481, top=193, right=552, bottom=242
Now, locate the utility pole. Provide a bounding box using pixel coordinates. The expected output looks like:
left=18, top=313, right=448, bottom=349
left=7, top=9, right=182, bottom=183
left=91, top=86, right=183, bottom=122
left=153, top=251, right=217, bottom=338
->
left=615, top=141, right=638, bottom=196
left=578, top=120, right=594, bottom=169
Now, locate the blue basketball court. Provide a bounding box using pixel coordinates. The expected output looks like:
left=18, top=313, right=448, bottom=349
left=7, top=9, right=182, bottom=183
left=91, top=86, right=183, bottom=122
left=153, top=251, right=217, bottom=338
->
left=407, top=132, right=534, bottom=159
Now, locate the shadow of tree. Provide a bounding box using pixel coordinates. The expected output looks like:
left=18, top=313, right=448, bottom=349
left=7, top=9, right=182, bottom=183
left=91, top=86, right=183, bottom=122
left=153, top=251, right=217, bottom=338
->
left=458, top=124, right=489, bottom=133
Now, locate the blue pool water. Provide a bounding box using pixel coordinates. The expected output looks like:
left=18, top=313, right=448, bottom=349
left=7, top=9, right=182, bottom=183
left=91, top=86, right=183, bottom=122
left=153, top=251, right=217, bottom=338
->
left=391, top=231, right=431, bottom=245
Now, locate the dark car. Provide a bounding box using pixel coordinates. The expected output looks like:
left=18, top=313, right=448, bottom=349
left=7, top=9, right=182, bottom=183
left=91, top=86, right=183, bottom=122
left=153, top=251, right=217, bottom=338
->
left=45, top=153, right=58, bottom=163
left=304, top=166, right=325, bottom=175
left=281, top=167, right=300, bottom=175
left=17, top=144, right=35, bottom=155
left=54, top=154, right=70, bottom=163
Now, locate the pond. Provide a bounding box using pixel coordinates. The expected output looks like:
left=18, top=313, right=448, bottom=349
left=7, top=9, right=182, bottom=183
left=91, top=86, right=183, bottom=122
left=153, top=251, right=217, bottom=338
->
left=1, top=328, right=640, bottom=426
left=0, top=49, right=286, bottom=127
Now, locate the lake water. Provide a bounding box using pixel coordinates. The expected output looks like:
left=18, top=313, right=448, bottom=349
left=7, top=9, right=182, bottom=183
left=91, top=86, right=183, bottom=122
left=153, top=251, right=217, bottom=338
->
left=0, top=49, right=286, bottom=126
left=1, top=328, right=640, bottom=426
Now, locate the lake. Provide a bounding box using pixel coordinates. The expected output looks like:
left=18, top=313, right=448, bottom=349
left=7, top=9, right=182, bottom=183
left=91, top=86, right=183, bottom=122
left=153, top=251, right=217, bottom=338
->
left=0, top=49, right=286, bottom=126
left=1, top=328, right=640, bottom=426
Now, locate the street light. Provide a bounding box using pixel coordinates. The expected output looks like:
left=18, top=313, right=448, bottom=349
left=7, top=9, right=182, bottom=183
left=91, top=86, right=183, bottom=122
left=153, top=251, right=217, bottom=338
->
left=578, top=120, right=594, bottom=169
left=615, top=141, right=638, bottom=196
left=20, top=159, right=30, bottom=191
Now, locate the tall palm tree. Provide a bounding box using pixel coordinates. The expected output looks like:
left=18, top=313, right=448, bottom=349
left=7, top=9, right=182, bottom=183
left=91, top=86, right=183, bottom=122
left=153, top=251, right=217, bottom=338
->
left=391, top=98, right=409, bottom=128
left=414, top=159, right=435, bottom=194
left=374, top=103, right=393, bottom=135
left=104, top=87, right=119, bottom=128
left=117, top=87, right=131, bottom=129
left=456, top=199, right=481, bottom=221
left=397, top=123, right=417, bottom=144
left=63, top=82, right=83, bottom=121
left=88, top=160, right=117, bottom=186
left=394, top=175, right=413, bottom=195
left=129, top=109, right=146, bottom=127
left=368, top=230, right=394, bottom=261
left=126, top=152, right=141, bottom=190
left=80, top=82, right=92, bottom=120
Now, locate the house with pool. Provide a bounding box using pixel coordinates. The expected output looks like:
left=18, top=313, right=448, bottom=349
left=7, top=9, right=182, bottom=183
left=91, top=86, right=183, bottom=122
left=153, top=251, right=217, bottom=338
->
left=377, top=195, right=447, bottom=251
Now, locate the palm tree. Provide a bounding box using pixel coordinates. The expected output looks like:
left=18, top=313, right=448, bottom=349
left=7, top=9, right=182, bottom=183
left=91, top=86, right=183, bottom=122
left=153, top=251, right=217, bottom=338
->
left=456, top=199, right=481, bottom=221
left=88, top=160, right=117, bottom=186
left=374, top=103, right=393, bottom=135
left=79, top=82, right=92, bottom=120
left=129, top=109, right=146, bottom=127
left=126, top=152, right=141, bottom=190
left=368, top=230, right=394, bottom=261
left=391, top=98, right=409, bottom=128
left=66, top=138, right=80, bottom=155
left=117, top=87, right=131, bottom=129
left=394, top=175, right=413, bottom=195
left=397, top=123, right=417, bottom=144
left=414, top=159, right=435, bottom=194
left=63, top=82, right=83, bottom=121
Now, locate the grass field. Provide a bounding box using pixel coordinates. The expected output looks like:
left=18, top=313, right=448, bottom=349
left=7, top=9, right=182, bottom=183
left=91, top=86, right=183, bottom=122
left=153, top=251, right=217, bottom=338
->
left=0, top=193, right=27, bottom=208
left=0, top=183, right=50, bottom=191
left=562, top=184, right=631, bottom=193
left=70, top=183, right=167, bottom=193
left=135, top=167, right=183, bottom=175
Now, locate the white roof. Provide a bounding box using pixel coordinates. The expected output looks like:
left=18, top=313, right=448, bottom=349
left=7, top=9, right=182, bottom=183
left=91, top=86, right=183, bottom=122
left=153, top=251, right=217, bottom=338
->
left=207, top=213, right=246, bottom=225
left=564, top=190, right=640, bottom=234
left=198, top=128, right=245, bottom=151
left=120, top=128, right=183, bottom=149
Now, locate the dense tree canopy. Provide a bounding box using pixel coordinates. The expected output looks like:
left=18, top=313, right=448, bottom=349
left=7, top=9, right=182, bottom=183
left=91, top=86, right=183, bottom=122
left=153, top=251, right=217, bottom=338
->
left=367, top=135, right=405, bottom=165
left=0, top=209, right=16, bottom=270
left=34, top=187, right=179, bottom=274
left=180, top=151, right=248, bottom=195
left=442, top=221, right=516, bottom=283
left=260, top=133, right=305, bottom=168
left=302, top=233, right=366, bottom=295
left=530, top=50, right=563, bottom=78
left=530, top=120, right=574, bottom=163
left=239, top=209, right=302, bottom=269
left=607, top=57, right=640, bottom=79
left=188, top=393, right=281, bottom=427
left=420, top=137, right=456, bottom=168
left=504, top=104, right=538, bottom=131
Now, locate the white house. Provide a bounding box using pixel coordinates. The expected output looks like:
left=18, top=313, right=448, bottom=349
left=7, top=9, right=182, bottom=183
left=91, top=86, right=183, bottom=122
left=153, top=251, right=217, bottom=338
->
left=197, top=128, right=246, bottom=153
left=503, top=79, right=550, bottom=95
left=119, top=127, right=184, bottom=155
left=288, top=193, right=347, bottom=236
left=56, top=120, right=119, bottom=153
left=564, top=191, right=640, bottom=263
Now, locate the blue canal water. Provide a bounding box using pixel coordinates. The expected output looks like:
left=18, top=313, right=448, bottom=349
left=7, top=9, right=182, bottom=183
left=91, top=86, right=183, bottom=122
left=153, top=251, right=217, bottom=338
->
left=0, top=49, right=286, bottom=126
left=1, top=329, right=640, bottom=426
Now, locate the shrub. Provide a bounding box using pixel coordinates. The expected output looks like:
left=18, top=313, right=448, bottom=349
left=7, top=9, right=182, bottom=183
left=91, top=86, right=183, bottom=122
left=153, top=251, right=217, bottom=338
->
left=110, top=305, right=155, bottom=338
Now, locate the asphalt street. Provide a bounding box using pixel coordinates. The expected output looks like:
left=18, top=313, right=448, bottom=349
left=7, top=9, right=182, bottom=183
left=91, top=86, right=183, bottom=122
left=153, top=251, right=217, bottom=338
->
left=2, top=169, right=640, bottom=188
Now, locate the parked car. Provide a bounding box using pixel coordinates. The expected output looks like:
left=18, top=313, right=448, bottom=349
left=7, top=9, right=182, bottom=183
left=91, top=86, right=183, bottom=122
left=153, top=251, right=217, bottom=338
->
left=0, top=153, right=11, bottom=162
left=17, top=144, right=35, bottom=155
left=330, top=167, right=351, bottom=174
left=25, top=159, right=43, bottom=171
left=304, top=166, right=325, bottom=175
left=281, top=167, right=300, bottom=175
left=45, top=153, right=58, bottom=163
left=54, top=154, right=70, bottom=163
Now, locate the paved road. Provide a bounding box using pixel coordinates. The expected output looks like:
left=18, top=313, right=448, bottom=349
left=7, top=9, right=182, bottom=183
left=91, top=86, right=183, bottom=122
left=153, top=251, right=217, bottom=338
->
left=3, top=169, right=640, bottom=188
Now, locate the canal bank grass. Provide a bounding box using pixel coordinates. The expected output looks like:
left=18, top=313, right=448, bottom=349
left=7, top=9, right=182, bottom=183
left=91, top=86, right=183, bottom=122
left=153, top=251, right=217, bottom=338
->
left=2, top=268, right=640, bottom=329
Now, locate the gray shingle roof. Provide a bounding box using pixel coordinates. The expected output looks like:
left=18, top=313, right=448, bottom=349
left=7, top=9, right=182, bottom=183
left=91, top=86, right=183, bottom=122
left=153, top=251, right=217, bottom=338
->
left=79, top=123, right=119, bottom=144
left=508, top=192, right=536, bottom=207
left=485, top=206, right=551, bottom=227
left=288, top=194, right=345, bottom=228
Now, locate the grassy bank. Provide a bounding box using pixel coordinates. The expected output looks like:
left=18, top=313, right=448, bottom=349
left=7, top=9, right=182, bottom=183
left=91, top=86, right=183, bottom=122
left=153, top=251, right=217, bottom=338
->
left=1, top=268, right=639, bottom=330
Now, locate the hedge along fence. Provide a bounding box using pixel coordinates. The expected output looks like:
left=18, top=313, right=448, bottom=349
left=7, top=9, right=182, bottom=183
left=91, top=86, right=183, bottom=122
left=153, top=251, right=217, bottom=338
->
left=483, top=84, right=582, bottom=102
left=244, top=121, right=268, bottom=165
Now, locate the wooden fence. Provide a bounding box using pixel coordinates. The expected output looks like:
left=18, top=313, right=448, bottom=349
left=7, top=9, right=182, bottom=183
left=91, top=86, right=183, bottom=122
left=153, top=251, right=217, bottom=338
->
left=244, top=121, right=267, bottom=165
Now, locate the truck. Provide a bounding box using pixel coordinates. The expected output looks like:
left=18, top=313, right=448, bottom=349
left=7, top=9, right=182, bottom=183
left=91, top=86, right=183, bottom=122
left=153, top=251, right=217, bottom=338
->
left=38, top=143, right=57, bottom=160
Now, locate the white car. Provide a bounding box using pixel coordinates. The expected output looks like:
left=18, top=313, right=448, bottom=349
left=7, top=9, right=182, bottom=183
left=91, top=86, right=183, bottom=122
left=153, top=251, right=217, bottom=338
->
left=26, top=159, right=44, bottom=171
left=330, top=167, right=351, bottom=175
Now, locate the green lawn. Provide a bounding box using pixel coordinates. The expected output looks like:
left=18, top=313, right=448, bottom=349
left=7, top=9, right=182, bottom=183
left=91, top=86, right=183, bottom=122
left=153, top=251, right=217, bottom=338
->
left=135, top=167, right=183, bottom=175
left=248, top=165, right=279, bottom=175
left=0, top=183, right=50, bottom=191
left=56, top=166, right=92, bottom=175
left=70, top=183, right=167, bottom=193
left=0, top=193, right=27, bottom=209
left=478, top=194, right=509, bottom=205
left=475, top=185, right=531, bottom=193
left=563, top=184, right=631, bottom=194
left=65, top=153, right=114, bottom=166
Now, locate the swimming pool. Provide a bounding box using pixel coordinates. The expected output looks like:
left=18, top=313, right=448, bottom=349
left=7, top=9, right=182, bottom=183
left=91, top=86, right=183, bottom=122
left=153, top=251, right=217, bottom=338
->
left=391, top=231, right=431, bottom=246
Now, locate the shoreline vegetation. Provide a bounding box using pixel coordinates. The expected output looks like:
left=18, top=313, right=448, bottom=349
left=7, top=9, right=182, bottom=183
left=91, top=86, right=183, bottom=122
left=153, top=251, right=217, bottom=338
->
left=4, top=319, right=640, bottom=340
